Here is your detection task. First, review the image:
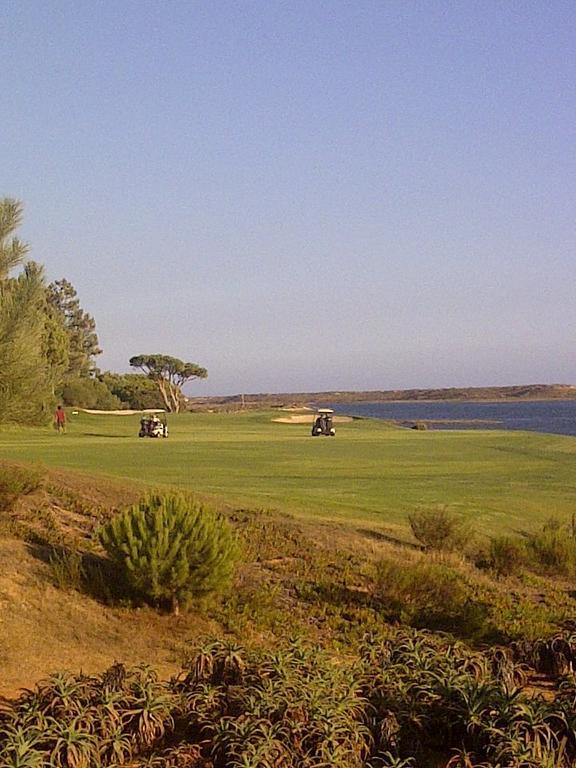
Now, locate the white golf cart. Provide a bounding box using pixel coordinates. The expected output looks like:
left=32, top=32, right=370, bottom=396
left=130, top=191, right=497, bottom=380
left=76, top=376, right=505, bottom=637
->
left=311, top=408, right=336, bottom=437
left=139, top=414, right=168, bottom=438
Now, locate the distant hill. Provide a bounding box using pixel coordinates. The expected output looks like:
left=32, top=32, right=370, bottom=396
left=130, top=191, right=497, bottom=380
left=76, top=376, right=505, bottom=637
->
left=187, top=384, right=576, bottom=410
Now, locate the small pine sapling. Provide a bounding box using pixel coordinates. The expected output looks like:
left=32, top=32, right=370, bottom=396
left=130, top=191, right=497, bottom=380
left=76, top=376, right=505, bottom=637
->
left=98, top=493, right=238, bottom=614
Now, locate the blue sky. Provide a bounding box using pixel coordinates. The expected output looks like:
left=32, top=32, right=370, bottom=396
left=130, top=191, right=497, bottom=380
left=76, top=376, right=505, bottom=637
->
left=3, top=0, right=575, bottom=395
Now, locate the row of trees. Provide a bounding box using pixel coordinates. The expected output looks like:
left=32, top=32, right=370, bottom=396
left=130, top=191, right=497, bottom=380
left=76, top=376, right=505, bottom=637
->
left=0, top=198, right=207, bottom=423
left=0, top=200, right=67, bottom=423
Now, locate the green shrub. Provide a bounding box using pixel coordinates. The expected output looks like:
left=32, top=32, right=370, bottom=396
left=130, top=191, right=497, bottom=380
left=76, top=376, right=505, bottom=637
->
left=49, top=548, right=85, bottom=591
left=374, top=557, right=490, bottom=637
left=60, top=376, right=123, bottom=409
left=98, top=493, right=238, bottom=613
left=99, top=372, right=165, bottom=410
left=408, top=506, right=469, bottom=553
left=0, top=462, right=43, bottom=511
left=526, top=526, right=576, bottom=575
left=489, top=535, right=527, bottom=577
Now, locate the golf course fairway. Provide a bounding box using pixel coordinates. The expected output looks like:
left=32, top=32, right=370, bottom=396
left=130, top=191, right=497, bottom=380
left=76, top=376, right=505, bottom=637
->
left=1, top=410, right=575, bottom=537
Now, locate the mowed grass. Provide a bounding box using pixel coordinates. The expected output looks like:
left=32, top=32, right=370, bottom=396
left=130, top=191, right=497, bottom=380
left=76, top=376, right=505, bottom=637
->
left=1, top=410, right=575, bottom=536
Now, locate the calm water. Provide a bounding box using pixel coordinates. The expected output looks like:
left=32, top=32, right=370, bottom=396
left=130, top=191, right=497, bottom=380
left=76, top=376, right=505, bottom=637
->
left=329, top=400, right=576, bottom=437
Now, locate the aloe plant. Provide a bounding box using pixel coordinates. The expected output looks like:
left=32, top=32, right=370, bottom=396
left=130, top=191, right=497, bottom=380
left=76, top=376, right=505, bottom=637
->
left=3, top=631, right=576, bottom=767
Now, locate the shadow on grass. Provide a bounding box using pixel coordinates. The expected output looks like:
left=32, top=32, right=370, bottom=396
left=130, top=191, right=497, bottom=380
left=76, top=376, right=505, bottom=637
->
left=81, top=433, right=133, bottom=439
left=297, top=580, right=378, bottom=610
left=26, top=542, right=135, bottom=605
left=356, top=526, right=421, bottom=550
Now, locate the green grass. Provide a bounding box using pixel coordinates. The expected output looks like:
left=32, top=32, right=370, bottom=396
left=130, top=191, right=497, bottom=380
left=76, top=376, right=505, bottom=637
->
left=1, top=410, right=575, bottom=536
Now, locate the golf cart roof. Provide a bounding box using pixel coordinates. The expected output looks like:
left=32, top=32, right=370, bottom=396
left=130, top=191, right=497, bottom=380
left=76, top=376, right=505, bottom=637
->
left=316, top=408, right=334, bottom=414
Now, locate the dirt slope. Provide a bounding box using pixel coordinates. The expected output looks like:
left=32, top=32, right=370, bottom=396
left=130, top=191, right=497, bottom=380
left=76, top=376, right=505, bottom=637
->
left=0, top=539, right=217, bottom=696
left=0, top=466, right=220, bottom=696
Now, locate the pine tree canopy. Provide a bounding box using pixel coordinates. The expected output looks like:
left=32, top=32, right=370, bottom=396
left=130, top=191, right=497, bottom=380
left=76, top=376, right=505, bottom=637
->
left=129, top=354, right=207, bottom=413
left=47, top=278, right=102, bottom=377
left=0, top=199, right=57, bottom=423
left=0, top=199, right=29, bottom=279
left=98, top=493, right=237, bottom=614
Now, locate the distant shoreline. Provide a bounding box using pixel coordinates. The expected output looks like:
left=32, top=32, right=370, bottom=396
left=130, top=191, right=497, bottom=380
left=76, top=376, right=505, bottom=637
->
left=337, top=397, right=574, bottom=404
left=187, top=384, right=576, bottom=410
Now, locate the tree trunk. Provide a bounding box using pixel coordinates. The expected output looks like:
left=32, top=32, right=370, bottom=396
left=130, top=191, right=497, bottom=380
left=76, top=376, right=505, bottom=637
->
left=157, top=379, right=172, bottom=412
left=171, top=594, right=180, bottom=616
left=168, top=382, right=180, bottom=413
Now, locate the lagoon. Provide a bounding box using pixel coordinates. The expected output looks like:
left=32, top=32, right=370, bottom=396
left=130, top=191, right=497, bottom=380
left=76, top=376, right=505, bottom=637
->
left=330, top=399, right=576, bottom=437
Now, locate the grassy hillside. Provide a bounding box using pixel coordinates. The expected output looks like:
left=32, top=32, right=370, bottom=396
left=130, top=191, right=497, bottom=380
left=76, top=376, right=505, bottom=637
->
left=0, top=410, right=575, bottom=536
left=2, top=418, right=576, bottom=766
left=1, top=458, right=575, bottom=690
left=0, top=462, right=428, bottom=695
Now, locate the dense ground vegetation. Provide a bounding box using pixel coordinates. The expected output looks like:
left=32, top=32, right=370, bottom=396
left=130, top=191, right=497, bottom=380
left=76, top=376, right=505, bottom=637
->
left=5, top=632, right=576, bottom=767
left=2, top=450, right=576, bottom=765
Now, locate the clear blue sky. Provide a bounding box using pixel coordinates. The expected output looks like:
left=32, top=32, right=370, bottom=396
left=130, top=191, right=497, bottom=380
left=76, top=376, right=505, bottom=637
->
left=3, top=0, right=575, bottom=395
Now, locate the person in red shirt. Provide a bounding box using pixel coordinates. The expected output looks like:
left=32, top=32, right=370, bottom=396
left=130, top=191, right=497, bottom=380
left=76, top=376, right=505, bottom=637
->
left=54, top=405, right=66, bottom=433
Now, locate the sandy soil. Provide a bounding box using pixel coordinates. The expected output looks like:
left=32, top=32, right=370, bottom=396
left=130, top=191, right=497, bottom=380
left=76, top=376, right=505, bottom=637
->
left=0, top=539, right=215, bottom=697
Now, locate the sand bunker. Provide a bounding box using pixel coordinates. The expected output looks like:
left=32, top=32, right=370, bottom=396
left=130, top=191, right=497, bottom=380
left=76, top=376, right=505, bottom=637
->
left=278, top=406, right=314, bottom=412
left=273, top=414, right=353, bottom=424
left=80, top=408, right=165, bottom=416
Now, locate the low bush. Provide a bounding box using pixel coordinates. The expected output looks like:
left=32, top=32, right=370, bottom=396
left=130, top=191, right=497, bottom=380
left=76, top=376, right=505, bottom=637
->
left=0, top=462, right=43, bottom=512
left=374, top=557, right=490, bottom=638
left=60, top=376, right=123, bottom=409
left=98, top=493, right=238, bottom=613
left=525, top=525, right=576, bottom=575
left=99, top=371, right=165, bottom=410
left=408, top=506, right=470, bottom=553
left=489, top=535, right=527, bottom=577
left=49, top=548, right=85, bottom=591
left=481, top=520, right=576, bottom=579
